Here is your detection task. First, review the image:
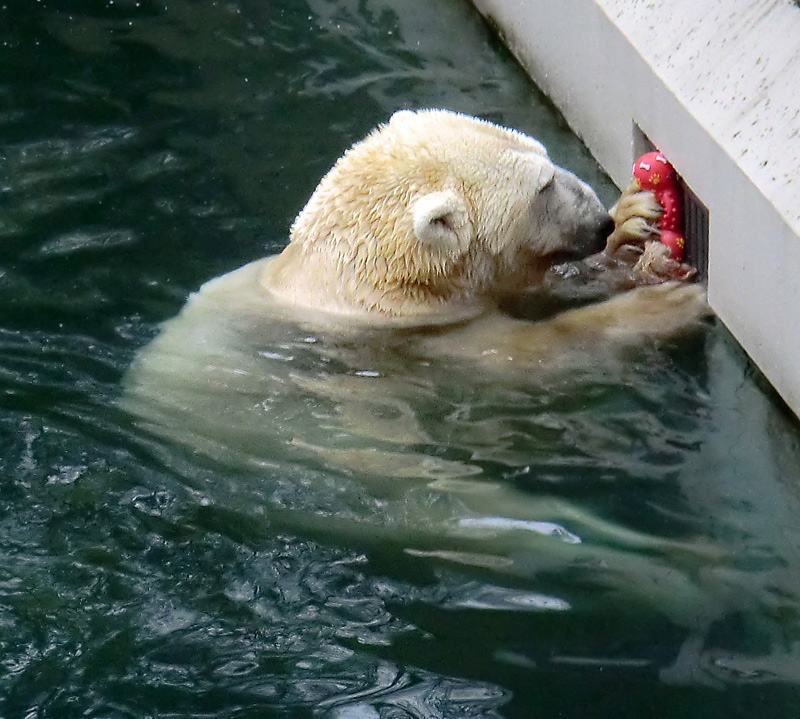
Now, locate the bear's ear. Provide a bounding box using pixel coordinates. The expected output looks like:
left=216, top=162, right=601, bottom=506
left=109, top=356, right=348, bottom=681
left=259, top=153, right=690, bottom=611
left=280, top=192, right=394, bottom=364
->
left=411, top=190, right=471, bottom=256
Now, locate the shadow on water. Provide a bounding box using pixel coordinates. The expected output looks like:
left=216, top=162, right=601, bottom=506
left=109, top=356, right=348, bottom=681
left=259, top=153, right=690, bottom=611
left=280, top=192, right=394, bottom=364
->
left=2, top=1, right=800, bottom=717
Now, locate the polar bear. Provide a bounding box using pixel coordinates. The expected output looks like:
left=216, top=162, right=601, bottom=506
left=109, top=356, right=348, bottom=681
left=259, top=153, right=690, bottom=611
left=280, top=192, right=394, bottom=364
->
left=162, top=109, right=703, bottom=359
left=124, top=109, right=707, bottom=448
left=121, top=109, right=718, bottom=614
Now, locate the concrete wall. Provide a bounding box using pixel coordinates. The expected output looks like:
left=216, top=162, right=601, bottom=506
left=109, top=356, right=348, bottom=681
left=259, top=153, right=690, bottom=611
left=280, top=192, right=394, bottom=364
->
left=470, top=0, right=800, bottom=417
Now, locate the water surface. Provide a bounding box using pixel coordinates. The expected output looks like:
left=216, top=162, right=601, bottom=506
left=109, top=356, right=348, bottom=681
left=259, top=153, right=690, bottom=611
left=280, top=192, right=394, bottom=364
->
left=2, top=1, right=800, bottom=717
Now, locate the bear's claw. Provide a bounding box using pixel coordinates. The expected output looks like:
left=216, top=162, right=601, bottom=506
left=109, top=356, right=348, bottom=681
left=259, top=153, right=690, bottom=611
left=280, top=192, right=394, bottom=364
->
left=606, top=184, right=663, bottom=256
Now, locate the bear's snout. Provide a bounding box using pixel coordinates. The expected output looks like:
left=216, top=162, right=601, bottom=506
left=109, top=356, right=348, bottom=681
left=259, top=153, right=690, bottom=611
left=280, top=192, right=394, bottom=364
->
left=544, top=167, right=612, bottom=259
left=564, top=212, right=612, bottom=260
left=561, top=208, right=613, bottom=260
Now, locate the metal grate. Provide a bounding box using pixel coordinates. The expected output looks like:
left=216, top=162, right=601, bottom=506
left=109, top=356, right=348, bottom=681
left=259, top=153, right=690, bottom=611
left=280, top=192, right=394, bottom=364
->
left=679, top=179, right=709, bottom=279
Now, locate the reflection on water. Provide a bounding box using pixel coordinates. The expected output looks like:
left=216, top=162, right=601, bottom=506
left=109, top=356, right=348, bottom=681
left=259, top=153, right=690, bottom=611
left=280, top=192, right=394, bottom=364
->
left=2, top=0, right=800, bottom=717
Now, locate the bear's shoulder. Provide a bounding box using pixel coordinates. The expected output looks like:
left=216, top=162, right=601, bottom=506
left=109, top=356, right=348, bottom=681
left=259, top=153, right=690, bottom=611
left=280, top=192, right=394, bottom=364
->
left=193, top=256, right=483, bottom=330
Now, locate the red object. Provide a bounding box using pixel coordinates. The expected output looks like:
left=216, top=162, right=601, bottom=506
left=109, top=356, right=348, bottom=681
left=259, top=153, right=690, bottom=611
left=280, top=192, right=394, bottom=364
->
left=632, top=151, right=685, bottom=261
left=659, top=230, right=685, bottom=259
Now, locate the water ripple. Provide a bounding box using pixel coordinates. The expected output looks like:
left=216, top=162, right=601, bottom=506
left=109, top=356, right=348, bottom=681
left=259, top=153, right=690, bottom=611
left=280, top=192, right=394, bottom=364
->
left=35, top=228, right=139, bottom=257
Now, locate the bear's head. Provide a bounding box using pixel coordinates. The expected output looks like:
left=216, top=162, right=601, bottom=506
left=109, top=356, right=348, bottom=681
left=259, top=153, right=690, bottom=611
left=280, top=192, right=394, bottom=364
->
left=278, top=109, right=613, bottom=319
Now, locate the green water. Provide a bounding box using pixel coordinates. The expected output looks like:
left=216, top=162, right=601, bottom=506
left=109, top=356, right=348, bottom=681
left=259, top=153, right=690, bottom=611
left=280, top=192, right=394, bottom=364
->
left=2, top=1, right=800, bottom=717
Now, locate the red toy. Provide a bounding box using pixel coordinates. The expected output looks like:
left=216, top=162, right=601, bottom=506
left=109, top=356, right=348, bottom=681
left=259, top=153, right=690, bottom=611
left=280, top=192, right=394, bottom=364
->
left=632, top=151, right=685, bottom=261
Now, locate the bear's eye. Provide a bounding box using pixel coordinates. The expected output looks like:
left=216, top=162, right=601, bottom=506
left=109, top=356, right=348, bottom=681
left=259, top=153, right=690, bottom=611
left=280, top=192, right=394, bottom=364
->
left=535, top=165, right=556, bottom=194
left=539, top=174, right=555, bottom=193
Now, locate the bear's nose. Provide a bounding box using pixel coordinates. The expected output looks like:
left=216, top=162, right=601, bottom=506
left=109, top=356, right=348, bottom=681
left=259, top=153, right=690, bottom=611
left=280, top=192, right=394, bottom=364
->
left=594, top=215, right=616, bottom=251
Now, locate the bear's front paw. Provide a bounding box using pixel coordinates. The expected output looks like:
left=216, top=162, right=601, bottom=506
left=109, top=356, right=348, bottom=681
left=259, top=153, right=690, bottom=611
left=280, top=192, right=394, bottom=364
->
left=603, top=282, right=711, bottom=338
left=633, top=241, right=696, bottom=283
left=606, top=183, right=663, bottom=255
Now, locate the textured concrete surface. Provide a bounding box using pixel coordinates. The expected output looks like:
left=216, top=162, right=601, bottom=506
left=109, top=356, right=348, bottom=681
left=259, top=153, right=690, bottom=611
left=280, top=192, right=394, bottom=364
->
left=470, top=0, right=800, bottom=417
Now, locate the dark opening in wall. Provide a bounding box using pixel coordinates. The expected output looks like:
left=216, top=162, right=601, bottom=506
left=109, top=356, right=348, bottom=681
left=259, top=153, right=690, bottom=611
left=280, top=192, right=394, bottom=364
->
left=633, top=123, right=709, bottom=279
